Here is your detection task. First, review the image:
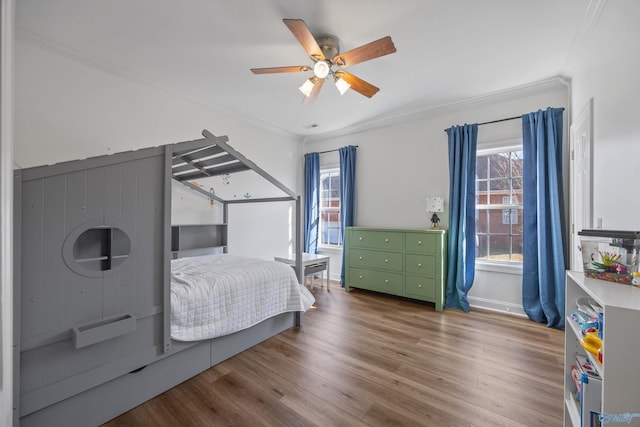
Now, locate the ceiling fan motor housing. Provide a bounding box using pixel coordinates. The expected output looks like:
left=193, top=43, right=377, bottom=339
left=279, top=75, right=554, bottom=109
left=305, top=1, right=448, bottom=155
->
left=315, top=35, right=339, bottom=61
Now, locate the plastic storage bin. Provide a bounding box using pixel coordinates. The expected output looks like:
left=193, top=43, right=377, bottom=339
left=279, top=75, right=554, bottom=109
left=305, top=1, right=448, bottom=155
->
left=578, top=229, right=640, bottom=284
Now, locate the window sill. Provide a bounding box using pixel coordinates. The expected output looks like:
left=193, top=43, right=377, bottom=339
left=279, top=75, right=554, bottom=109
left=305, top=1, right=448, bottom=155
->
left=475, top=260, right=523, bottom=275
left=318, top=245, right=342, bottom=254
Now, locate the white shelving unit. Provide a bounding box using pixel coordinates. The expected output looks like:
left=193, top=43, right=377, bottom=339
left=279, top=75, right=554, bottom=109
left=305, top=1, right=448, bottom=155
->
left=564, top=271, right=640, bottom=426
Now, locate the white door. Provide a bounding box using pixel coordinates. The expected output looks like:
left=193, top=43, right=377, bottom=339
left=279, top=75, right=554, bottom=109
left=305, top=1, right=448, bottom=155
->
left=570, top=98, right=594, bottom=271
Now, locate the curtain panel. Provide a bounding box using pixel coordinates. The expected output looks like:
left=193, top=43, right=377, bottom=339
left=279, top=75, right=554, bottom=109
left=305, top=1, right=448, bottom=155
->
left=339, top=146, right=356, bottom=286
left=522, top=107, right=566, bottom=329
left=445, top=124, right=478, bottom=311
left=303, top=152, right=320, bottom=254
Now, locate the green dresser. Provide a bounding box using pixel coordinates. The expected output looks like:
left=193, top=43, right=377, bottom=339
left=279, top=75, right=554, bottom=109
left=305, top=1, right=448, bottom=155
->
left=345, top=227, right=447, bottom=311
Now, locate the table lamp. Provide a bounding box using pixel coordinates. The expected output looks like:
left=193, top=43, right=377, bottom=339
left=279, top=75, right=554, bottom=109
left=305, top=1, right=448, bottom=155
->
left=425, top=196, right=444, bottom=229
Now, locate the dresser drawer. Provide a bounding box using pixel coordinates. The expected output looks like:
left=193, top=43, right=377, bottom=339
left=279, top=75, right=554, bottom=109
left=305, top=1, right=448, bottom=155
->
left=349, top=230, right=403, bottom=251
left=349, top=267, right=403, bottom=295
left=405, top=232, right=437, bottom=254
left=405, top=275, right=436, bottom=299
left=405, top=254, right=436, bottom=277
left=349, top=248, right=403, bottom=272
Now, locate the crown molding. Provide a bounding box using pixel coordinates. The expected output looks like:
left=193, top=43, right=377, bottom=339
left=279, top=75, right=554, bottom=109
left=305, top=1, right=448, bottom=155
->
left=561, top=0, right=607, bottom=71
left=304, top=76, right=571, bottom=143
left=15, top=28, right=299, bottom=141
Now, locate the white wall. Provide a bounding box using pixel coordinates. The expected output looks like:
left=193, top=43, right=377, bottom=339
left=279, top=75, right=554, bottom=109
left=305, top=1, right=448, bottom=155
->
left=14, top=35, right=302, bottom=259
left=1, top=2, right=14, bottom=426
left=305, top=79, right=569, bottom=312
left=565, top=0, right=640, bottom=230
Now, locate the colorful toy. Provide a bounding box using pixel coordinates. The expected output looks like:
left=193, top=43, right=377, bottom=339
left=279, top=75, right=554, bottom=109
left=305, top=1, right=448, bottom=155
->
left=580, top=331, right=603, bottom=360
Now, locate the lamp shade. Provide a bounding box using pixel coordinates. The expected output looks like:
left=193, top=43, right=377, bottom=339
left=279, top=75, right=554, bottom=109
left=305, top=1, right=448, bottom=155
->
left=298, top=78, right=315, bottom=97
left=425, top=196, right=444, bottom=213
left=313, top=60, right=330, bottom=79
left=334, top=77, right=351, bottom=95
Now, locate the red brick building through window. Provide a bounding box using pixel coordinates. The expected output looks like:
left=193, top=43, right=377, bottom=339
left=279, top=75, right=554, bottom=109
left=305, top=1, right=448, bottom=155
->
left=476, top=149, right=523, bottom=262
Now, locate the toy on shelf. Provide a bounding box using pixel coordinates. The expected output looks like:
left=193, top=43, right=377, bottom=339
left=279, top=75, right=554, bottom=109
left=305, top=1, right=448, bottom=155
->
left=579, top=229, right=640, bottom=285
left=580, top=331, right=603, bottom=363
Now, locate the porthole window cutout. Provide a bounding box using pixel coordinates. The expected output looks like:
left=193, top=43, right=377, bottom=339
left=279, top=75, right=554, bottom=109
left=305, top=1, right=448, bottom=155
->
left=63, top=225, right=132, bottom=277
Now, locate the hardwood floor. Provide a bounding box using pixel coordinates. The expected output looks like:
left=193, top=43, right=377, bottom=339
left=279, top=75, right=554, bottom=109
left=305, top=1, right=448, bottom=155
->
left=103, top=285, right=565, bottom=427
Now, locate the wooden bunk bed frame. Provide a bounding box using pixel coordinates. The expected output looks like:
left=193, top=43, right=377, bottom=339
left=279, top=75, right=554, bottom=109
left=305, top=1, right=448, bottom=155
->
left=13, top=130, right=305, bottom=427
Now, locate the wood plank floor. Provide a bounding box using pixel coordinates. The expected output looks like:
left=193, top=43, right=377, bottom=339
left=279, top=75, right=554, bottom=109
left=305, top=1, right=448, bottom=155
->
left=103, top=285, right=565, bottom=427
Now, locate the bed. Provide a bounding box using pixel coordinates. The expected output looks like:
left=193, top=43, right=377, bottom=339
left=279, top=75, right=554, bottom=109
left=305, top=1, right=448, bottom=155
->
left=171, top=254, right=315, bottom=342
left=13, top=130, right=310, bottom=427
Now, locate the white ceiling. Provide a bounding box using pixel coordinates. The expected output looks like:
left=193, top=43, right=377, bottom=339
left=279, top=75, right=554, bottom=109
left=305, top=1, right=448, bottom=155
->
left=15, top=0, right=588, bottom=139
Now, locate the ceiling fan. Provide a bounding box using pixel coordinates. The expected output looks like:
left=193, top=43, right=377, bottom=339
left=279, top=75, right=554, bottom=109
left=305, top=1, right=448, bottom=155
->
left=251, top=19, right=396, bottom=103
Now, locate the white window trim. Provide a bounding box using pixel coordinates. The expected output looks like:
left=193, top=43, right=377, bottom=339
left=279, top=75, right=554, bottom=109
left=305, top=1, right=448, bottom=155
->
left=318, top=245, right=343, bottom=254
left=319, top=166, right=342, bottom=249
left=477, top=138, right=522, bottom=155
left=476, top=260, right=523, bottom=274
left=475, top=139, right=524, bottom=266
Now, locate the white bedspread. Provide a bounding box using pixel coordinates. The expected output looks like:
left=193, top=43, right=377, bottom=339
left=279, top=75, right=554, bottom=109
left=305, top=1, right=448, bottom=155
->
left=171, top=254, right=315, bottom=341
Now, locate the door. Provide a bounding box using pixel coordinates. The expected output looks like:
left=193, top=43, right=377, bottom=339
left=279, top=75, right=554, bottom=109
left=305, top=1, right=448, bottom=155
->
left=570, top=98, right=594, bottom=271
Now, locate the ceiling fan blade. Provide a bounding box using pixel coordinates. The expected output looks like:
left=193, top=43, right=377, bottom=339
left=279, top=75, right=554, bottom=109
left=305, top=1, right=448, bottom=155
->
left=251, top=66, right=311, bottom=74
left=333, top=36, right=396, bottom=68
left=337, top=71, right=380, bottom=98
left=303, top=77, right=325, bottom=104
left=283, top=19, right=325, bottom=61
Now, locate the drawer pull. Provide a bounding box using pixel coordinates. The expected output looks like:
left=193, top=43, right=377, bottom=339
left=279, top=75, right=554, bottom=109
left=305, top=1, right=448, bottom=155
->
left=385, top=238, right=389, bottom=242
left=359, top=256, right=363, bottom=260
left=418, top=284, right=422, bottom=288
left=384, top=259, right=389, bottom=263
left=359, top=237, right=364, bottom=241
left=359, top=275, right=364, bottom=279
left=385, top=279, right=389, bottom=284
left=417, top=263, right=422, bottom=267
left=418, top=240, right=422, bottom=245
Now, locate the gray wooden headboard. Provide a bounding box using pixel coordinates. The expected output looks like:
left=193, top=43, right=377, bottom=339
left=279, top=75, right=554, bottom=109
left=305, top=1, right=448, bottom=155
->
left=171, top=224, right=227, bottom=259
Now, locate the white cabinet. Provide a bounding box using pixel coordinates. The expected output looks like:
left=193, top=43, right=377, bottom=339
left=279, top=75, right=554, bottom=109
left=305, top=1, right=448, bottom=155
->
left=564, top=271, right=640, bottom=426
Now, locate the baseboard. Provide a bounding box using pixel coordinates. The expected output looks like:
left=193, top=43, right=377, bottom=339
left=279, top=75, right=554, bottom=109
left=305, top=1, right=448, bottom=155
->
left=468, top=296, right=527, bottom=317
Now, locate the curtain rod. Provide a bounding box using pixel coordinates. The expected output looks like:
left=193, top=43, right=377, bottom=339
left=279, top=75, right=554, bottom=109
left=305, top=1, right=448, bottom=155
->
left=317, top=145, right=359, bottom=155
left=443, top=115, right=522, bottom=132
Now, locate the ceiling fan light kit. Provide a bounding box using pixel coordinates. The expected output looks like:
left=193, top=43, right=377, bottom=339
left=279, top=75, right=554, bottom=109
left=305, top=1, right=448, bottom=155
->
left=313, top=60, right=330, bottom=79
left=299, top=78, right=315, bottom=97
left=251, top=18, right=396, bottom=103
left=334, top=75, right=351, bottom=95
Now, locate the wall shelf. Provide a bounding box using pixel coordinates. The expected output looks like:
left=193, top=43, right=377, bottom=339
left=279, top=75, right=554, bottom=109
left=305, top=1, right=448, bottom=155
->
left=171, top=224, right=227, bottom=258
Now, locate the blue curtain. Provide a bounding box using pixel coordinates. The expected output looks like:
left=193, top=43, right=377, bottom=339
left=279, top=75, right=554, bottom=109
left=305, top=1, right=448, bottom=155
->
left=339, top=145, right=357, bottom=286
left=522, top=107, right=566, bottom=329
left=304, top=152, right=320, bottom=254
left=445, top=124, right=478, bottom=311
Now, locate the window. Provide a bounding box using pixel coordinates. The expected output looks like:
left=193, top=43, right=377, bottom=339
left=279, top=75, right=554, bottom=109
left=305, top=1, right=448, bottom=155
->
left=476, top=146, right=523, bottom=263
left=319, top=168, right=341, bottom=247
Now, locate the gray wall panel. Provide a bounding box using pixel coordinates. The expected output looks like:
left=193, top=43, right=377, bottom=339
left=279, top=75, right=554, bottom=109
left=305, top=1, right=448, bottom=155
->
left=102, top=273, right=121, bottom=322
left=19, top=343, right=42, bottom=396
left=63, top=171, right=87, bottom=232
left=119, top=162, right=139, bottom=329
left=19, top=180, right=44, bottom=344
left=17, top=148, right=168, bottom=418
left=39, top=341, right=70, bottom=390
left=83, top=338, right=104, bottom=371
left=103, top=163, right=123, bottom=226
left=63, top=262, right=87, bottom=335
left=118, top=263, right=137, bottom=337
left=85, top=166, right=106, bottom=224
left=41, top=175, right=67, bottom=338
left=134, top=156, right=163, bottom=314
left=62, top=171, right=88, bottom=332
left=84, top=167, right=107, bottom=328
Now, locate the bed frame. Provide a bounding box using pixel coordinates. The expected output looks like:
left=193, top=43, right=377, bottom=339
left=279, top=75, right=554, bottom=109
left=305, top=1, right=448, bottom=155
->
left=13, top=130, right=304, bottom=426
